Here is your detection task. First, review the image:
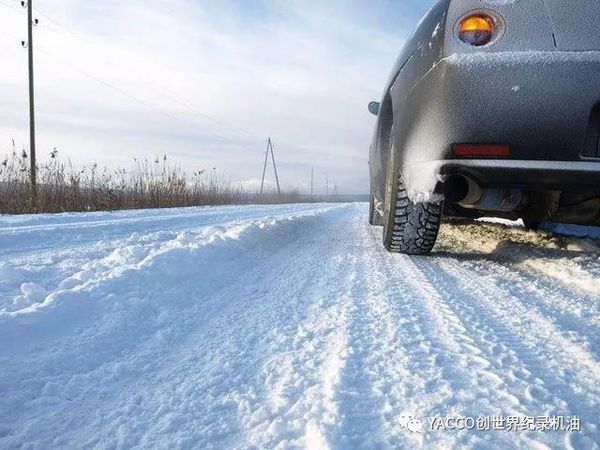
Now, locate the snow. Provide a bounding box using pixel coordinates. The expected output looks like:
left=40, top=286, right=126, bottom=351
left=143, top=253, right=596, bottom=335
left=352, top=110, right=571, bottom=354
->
left=446, top=50, right=600, bottom=67
left=402, top=163, right=445, bottom=204
left=1, top=203, right=600, bottom=448
left=484, top=0, right=519, bottom=4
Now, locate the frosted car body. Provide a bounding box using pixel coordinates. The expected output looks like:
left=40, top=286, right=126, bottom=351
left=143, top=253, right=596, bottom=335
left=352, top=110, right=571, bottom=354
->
left=369, top=0, right=600, bottom=253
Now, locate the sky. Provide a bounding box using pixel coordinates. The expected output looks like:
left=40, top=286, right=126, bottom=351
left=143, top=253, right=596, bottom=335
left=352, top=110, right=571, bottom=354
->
left=0, top=0, right=433, bottom=195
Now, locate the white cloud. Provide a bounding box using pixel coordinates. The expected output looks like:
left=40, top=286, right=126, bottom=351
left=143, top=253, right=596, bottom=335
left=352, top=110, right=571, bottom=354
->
left=0, top=0, right=432, bottom=195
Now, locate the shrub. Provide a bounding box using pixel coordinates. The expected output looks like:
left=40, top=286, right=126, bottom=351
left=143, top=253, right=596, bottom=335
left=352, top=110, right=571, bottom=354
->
left=0, top=148, right=310, bottom=214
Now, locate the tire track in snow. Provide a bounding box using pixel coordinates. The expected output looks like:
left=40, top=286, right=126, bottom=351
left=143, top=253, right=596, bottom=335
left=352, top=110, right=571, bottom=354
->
left=440, top=221, right=600, bottom=297
left=2, top=203, right=600, bottom=449
left=388, top=256, right=540, bottom=448
left=128, top=204, right=358, bottom=449
left=332, top=228, right=400, bottom=449
left=438, top=230, right=600, bottom=359
left=367, top=229, right=473, bottom=449
left=430, top=252, right=600, bottom=394
left=440, top=221, right=600, bottom=302
left=332, top=224, right=446, bottom=449
left=409, top=254, right=600, bottom=446
left=363, top=226, right=533, bottom=448
left=241, top=214, right=360, bottom=449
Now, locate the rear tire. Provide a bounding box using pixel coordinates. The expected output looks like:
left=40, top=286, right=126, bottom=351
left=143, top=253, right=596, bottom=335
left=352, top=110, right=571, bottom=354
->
left=382, top=129, right=442, bottom=255
left=369, top=191, right=383, bottom=226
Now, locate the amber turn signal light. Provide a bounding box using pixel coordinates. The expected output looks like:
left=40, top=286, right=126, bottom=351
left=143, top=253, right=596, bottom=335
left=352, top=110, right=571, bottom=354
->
left=458, top=14, right=495, bottom=46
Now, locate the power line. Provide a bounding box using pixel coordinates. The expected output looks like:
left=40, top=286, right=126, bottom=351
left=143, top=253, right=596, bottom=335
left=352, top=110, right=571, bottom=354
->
left=32, top=6, right=87, bottom=42
left=0, top=1, right=79, bottom=40
left=0, top=27, right=245, bottom=144
left=0, top=2, right=313, bottom=181
left=0, top=0, right=21, bottom=14
left=7, top=1, right=262, bottom=141
left=36, top=46, right=243, bottom=143
left=34, top=47, right=186, bottom=123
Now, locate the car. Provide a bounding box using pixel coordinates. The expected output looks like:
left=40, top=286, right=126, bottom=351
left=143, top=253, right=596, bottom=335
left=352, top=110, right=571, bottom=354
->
left=368, top=0, right=600, bottom=255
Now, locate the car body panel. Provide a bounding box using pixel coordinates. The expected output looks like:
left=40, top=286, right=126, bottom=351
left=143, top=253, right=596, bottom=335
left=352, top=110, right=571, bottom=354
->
left=444, top=0, right=556, bottom=54
left=543, top=0, right=600, bottom=50
left=418, top=159, right=600, bottom=190
left=369, top=0, right=450, bottom=202
left=369, top=0, right=600, bottom=209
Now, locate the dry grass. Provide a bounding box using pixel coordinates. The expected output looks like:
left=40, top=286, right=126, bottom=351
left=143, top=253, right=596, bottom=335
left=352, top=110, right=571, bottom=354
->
left=0, top=147, right=306, bottom=214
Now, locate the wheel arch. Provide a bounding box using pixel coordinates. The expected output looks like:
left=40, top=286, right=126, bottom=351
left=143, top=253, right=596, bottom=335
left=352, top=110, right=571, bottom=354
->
left=371, top=93, right=394, bottom=201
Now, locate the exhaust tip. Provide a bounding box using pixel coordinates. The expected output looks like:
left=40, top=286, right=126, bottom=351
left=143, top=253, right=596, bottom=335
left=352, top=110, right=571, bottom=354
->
left=444, top=175, right=470, bottom=203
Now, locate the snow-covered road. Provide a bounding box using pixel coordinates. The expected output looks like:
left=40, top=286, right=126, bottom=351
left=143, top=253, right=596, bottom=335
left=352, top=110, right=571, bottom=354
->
left=1, top=203, right=599, bottom=449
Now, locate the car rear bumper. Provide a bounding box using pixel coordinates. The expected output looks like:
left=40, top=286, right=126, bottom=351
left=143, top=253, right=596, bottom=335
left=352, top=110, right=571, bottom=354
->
left=406, top=159, right=600, bottom=192
left=391, top=50, right=600, bottom=200
left=393, top=50, right=600, bottom=168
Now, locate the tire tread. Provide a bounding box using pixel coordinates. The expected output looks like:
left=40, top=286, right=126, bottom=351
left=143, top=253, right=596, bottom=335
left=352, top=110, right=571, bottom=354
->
left=385, top=178, right=441, bottom=255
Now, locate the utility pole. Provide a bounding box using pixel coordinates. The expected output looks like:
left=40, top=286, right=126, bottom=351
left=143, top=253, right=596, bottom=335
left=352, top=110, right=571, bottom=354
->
left=269, top=138, right=281, bottom=195
left=310, top=167, right=314, bottom=199
left=23, top=0, right=37, bottom=202
left=325, top=176, right=329, bottom=203
left=259, top=138, right=281, bottom=196
left=260, top=139, right=269, bottom=195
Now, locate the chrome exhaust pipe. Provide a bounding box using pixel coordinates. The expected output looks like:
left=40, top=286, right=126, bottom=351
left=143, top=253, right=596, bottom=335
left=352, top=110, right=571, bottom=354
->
left=444, top=175, right=482, bottom=204
left=444, top=175, right=522, bottom=212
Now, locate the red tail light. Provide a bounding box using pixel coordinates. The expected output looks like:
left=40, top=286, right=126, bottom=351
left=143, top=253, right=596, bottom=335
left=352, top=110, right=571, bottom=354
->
left=452, top=144, right=511, bottom=158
